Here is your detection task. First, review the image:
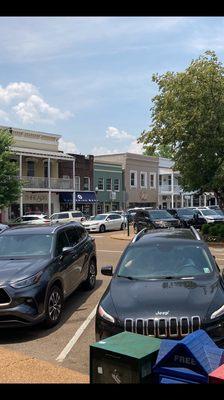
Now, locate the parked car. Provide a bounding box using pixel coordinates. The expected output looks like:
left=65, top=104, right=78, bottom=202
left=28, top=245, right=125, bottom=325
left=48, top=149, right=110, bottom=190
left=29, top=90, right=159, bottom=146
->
left=112, top=211, right=127, bottom=226
left=133, top=209, right=180, bottom=233
left=11, top=214, right=50, bottom=226
left=167, top=208, right=197, bottom=228
left=96, top=226, right=224, bottom=345
left=193, top=208, right=224, bottom=229
left=50, top=211, right=86, bottom=224
left=0, top=224, right=8, bottom=233
left=0, top=222, right=97, bottom=328
left=82, top=213, right=125, bottom=233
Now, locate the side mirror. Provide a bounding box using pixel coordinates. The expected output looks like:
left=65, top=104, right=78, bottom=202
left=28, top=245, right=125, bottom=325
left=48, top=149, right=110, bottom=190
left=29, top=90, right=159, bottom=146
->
left=101, top=265, right=113, bottom=276
left=106, top=218, right=111, bottom=221
left=62, top=246, right=73, bottom=255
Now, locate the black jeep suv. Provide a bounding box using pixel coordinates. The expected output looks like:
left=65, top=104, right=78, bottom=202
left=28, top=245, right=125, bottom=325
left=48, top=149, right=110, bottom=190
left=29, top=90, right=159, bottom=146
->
left=0, top=222, right=97, bottom=328
left=133, top=209, right=180, bottom=233
left=96, top=226, right=224, bottom=346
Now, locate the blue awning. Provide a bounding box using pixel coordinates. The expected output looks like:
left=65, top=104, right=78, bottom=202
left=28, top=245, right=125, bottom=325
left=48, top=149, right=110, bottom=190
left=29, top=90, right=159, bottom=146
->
left=59, top=192, right=96, bottom=203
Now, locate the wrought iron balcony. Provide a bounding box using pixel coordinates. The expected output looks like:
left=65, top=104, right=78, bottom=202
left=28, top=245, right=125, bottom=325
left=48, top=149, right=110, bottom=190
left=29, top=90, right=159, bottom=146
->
left=159, top=184, right=183, bottom=194
left=22, top=176, right=74, bottom=190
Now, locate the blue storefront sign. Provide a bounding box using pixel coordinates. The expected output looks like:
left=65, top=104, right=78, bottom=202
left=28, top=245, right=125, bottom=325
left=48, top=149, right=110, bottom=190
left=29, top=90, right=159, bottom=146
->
left=59, top=192, right=96, bottom=204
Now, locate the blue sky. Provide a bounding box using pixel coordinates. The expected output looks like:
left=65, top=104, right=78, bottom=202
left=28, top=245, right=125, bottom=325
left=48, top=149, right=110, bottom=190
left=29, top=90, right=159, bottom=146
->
left=0, top=16, right=224, bottom=155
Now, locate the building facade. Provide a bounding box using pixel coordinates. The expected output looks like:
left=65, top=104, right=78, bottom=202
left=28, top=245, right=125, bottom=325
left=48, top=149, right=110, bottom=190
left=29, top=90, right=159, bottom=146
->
left=1, top=126, right=78, bottom=222
left=94, top=161, right=123, bottom=213
left=94, top=153, right=159, bottom=209
left=58, top=154, right=96, bottom=216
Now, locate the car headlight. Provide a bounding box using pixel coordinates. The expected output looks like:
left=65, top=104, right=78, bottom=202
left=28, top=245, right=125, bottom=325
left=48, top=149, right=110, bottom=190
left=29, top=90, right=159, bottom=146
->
left=154, top=220, right=166, bottom=226
left=98, top=305, right=115, bottom=324
left=10, top=271, right=43, bottom=289
left=211, top=305, right=224, bottom=320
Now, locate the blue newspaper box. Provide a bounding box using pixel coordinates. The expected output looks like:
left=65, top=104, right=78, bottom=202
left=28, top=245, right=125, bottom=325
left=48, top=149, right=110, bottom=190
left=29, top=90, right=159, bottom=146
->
left=153, top=330, right=224, bottom=384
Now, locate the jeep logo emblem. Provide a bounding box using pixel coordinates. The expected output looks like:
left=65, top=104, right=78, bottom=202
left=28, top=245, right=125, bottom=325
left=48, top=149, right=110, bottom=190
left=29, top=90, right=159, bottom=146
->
left=155, top=311, right=170, bottom=316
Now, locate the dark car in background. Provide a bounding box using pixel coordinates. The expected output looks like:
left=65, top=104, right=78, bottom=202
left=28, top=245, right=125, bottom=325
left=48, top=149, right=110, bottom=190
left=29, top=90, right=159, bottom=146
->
left=167, top=208, right=197, bottom=228
left=96, top=227, right=224, bottom=345
left=0, top=222, right=97, bottom=328
left=133, top=209, right=180, bottom=233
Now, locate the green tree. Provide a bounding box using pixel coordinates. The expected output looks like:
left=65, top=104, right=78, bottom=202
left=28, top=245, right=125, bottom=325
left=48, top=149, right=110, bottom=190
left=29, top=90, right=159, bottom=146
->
left=143, top=141, right=173, bottom=158
left=0, top=129, right=22, bottom=209
left=138, top=51, right=224, bottom=209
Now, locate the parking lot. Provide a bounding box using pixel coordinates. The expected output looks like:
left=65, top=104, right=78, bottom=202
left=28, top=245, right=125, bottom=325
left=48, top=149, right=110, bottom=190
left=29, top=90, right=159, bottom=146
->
left=0, top=230, right=223, bottom=379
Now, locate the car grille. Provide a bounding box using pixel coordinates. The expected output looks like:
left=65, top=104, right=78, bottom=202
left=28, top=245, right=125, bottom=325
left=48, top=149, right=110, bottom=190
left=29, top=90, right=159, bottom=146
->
left=0, top=288, right=11, bottom=305
left=124, top=316, right=201, bottom=338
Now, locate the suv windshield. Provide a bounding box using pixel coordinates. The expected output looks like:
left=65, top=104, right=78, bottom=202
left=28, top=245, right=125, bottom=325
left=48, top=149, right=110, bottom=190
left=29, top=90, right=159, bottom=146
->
left=149, top=210, right=173, bottom=220
left=200, top=209, right=218, bottom=216
left=0, top=234, right=53, bottom=257
left=117, top=243, right=213, bottom=279
left=177, top=209, right=195, bottom=216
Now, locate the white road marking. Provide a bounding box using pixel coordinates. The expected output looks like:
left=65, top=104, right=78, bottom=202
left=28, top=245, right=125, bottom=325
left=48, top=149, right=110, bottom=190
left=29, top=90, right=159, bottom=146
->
left=56, top=305, right=97, bottom=363
left=97, top=250, right=123, bottom=253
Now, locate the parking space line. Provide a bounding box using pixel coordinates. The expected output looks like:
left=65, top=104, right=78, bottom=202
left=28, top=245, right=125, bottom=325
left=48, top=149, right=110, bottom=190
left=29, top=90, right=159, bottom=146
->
left=56, top=305, right=97, bottom=363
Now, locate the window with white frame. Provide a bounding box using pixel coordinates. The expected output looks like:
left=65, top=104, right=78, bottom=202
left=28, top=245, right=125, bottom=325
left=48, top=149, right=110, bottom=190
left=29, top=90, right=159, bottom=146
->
left=98, top=177, right=104, bottom=191
left=75, top=176, right=80, bottom=191
left=114, top=178, right=120, bottom=191
left=106, top=178, right=112, bottom=191
left=83, top=177, right=90, bottom=191
left=27, top=161, right=35, bottom=177
left=159, top=175, right=162, bottom=186
left=140, top=172, right=147, bottom=188
left=130, top=171, right=137, bottom=188
left=150, top=173, right=156, bottom=189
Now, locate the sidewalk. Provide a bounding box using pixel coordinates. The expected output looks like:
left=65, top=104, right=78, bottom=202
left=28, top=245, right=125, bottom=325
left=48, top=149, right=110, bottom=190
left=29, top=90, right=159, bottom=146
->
left=0, top=347, right=89, bottom=383
left=110, top=226, right=134, bottom=241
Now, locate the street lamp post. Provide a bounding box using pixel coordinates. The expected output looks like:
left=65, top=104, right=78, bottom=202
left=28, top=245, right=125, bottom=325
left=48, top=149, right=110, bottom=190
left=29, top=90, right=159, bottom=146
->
left=95, top=186, right=98, bottom=216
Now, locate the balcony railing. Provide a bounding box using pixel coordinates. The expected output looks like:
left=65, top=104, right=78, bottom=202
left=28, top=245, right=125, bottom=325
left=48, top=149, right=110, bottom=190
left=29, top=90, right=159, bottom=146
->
left=22, top=176, right=74, bottom=190
left=159, top=184, right=182, bottom=194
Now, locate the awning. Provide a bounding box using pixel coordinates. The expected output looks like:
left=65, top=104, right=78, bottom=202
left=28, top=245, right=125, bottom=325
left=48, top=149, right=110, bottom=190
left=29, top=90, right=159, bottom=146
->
left=59, top=192, right=96, bottom=203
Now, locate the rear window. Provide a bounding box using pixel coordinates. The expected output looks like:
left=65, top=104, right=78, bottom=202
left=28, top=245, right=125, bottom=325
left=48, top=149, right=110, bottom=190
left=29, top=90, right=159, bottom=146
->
left=148, top=210, right=174, bottom=220
left=22, top=216, right=39, bottom=221
left=58, top=213, right=69, bottom=219
left=72, top=212, right=82, bottom=218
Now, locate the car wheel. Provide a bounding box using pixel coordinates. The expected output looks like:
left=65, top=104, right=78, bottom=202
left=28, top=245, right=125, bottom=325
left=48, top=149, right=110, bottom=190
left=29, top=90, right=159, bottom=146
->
left=44, top=285, right=63, bottom=328
left=99, top=224, right=106, bottom=233
left=120, top=222, right=125, bottom=230
left=82, top=259, right=97, bottom=291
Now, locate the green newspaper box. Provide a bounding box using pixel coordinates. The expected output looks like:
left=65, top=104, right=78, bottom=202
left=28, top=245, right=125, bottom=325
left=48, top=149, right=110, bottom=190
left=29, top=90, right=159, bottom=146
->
left=90, top=332, right=161, bottom=384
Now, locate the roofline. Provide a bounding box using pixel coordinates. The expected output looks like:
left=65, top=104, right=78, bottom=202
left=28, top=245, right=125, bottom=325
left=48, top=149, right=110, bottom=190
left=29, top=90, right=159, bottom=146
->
left=0, top=125, right=61, bottom=139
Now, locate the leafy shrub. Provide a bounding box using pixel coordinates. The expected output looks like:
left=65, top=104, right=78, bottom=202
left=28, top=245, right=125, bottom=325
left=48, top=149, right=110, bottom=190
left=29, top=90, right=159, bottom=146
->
left=201, top=222, right=224, bottom=241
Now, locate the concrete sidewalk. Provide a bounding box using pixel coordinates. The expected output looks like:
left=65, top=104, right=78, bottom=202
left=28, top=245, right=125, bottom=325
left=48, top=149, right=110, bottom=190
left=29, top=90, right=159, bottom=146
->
left=0, top=347, right=89, bottom=383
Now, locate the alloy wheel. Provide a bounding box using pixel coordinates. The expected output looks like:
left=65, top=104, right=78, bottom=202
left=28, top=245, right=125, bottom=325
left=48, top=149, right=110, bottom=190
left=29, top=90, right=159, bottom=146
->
left=48, top=289, right=62, bottom=322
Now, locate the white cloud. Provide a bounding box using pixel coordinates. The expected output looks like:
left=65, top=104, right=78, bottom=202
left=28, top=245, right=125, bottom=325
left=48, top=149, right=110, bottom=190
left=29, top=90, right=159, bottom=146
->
left=127, top=139, right=144, bottom=154
left=13, top=94, right=72, bottom=124
left=58, top=138, right=79, bottom=154
left=0, top=81, right=73, bottom=125
left=106, top=126, right=134, bottom=141
left=0, top=82, right=38, bottom=104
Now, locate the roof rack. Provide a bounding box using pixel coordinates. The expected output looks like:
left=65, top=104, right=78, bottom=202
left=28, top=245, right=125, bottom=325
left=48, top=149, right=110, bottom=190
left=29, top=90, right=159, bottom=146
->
left=132, top=228, right=149, bottom=243
left=190, top=225, right=201, bottom=241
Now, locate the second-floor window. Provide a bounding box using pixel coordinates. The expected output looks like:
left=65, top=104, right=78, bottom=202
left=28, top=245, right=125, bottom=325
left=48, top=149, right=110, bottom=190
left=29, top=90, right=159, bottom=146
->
left=150, top=173, right=156, bottom=189
left=75, top=176, right=80, bottom=191
left=140, top=172, right=147, bottom=188
left=114, top=178, right=120, bottom=191
left=98, top=177, right=104, bottom=191
left=83, top=177, right=90, bottom=191
left=106, top=178, right=112, bottom=191
left=27, top=161, right=35, bottom=177
left=159, top=175, right=162, bottom=186
left=130, top=171, right=137, bottom=188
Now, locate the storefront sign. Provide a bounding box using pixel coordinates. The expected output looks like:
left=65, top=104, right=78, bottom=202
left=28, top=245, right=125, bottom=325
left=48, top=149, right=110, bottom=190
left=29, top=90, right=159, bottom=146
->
left=23, top=193, right=48, bottom=203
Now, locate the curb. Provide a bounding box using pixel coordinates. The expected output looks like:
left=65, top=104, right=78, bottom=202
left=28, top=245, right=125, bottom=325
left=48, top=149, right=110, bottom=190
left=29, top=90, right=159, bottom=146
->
left=110, top=235, right=133, bottom=241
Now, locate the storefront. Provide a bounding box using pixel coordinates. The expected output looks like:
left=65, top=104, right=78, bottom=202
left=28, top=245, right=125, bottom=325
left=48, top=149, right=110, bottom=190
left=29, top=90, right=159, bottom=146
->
left=59, top=191, right=96, bottom=216
left=9, top=192, right=60, bottom=220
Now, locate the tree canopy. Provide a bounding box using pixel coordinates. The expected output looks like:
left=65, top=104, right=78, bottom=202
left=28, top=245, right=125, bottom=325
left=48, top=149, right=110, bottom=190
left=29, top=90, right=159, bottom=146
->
left=138, top=51, right=224, bottom=208
left=0, top=129, right=22, bottom=209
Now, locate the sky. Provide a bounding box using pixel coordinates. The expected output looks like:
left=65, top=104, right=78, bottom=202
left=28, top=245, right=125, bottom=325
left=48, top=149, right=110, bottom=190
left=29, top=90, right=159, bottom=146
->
left=1, top=16, right=224, bottom=155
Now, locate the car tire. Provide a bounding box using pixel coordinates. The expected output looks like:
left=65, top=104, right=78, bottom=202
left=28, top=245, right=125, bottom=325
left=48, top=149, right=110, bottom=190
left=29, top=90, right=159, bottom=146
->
left=82, top=259, right=97, bottom=291
left=120, top=222, right=125, bottom=230
left=44, top=285, right=64, bottom=328
left=99, top=224, right=106, bottom=233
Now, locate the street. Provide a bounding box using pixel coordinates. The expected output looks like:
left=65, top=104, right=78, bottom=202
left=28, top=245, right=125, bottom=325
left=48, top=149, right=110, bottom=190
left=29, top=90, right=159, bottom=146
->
left=0, top=231, right=223, bottom=377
